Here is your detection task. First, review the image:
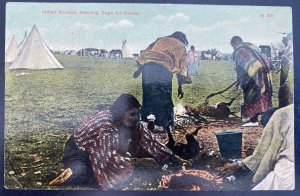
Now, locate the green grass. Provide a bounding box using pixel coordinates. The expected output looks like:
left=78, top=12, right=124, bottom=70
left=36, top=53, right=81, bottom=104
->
left=4, top=56, right=282, bottom=189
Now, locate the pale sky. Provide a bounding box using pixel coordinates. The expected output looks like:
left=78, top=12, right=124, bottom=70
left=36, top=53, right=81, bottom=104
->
left=5, top=2, right=293, bottom=53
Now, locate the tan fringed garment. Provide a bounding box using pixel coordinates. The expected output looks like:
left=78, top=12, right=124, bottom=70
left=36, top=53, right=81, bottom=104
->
left=137, top=37, right=189, bottom=78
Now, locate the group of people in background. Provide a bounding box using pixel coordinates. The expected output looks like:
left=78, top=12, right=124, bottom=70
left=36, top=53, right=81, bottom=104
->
left=50, top=31, right=294, bottom=190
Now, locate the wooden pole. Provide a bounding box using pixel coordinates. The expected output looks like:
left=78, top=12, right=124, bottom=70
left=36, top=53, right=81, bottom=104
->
left=204, top=81, right=238, bottom=104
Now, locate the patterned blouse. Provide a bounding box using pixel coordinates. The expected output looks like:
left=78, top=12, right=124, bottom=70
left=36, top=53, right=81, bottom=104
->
left=74, top=110, right=173, bottom=189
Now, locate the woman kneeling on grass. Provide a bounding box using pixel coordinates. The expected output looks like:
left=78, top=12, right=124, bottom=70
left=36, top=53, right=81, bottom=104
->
left=49, top=93, right=190, bottom=189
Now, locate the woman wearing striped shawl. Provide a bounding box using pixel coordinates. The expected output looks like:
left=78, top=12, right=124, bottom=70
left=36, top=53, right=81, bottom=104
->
left=230, top=36, right=273, bottom=120
left=50, top=94, right=189, bottom=189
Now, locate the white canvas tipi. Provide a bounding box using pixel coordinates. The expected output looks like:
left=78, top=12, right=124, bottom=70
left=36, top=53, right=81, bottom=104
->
left=10, top=25, right=64, bottom=69
left=18, top=31, right=27, bottom=51
left=5, top=35, right=19, bottom=63
left=122, top=39, right=133, bottom=58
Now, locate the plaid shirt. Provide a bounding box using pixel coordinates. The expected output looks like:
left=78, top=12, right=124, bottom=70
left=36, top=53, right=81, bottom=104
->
left=74, top=110, right=173, bottom=189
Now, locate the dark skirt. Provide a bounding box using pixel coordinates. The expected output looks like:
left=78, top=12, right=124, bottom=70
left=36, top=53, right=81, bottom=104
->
left=141, top=62, right=174, bottom=127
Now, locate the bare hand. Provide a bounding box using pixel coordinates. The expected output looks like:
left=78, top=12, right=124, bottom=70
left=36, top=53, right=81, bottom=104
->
left=174, top=155, right=192, bottom=166
left=131, top=157, right=158, bottom=168
left=220, top=162, right=241, bottom=176
left=177, top=85, right=184, bottom=99
left=133, top=66, right=142, bottom=78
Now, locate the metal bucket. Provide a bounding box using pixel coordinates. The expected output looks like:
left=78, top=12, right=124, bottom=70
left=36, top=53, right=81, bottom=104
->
left=215, top=130, right=242, bottom=159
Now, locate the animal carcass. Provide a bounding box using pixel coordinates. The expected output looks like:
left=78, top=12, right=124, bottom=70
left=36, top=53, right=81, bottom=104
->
left=185, top=98, right=235, bottom=119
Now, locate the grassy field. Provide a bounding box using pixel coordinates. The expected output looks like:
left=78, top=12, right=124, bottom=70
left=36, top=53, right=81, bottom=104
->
left=4, top=55, right=282, bottom=189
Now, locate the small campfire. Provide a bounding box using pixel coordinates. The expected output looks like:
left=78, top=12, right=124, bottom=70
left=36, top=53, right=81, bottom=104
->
left=159, top=164, right=223, bottom=191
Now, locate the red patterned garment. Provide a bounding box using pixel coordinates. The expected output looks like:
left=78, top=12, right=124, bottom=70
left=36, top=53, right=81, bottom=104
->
left=233, top=42, right=273, bottom=118
left=73, top=110, right=173, bottom=189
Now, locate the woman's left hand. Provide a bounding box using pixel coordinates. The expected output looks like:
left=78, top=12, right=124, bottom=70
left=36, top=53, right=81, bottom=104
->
left=220, top=162, right=241, bottom=176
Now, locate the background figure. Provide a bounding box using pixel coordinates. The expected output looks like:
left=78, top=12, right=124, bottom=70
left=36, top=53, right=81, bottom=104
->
left=230, top=36, right=273, bottom=120
left=187, top=45, right=200, bottom=75
left=279, top=33, right=293, bottom=86
left=133, top=31, right=192, bottom=127
left=260, top=82, right=293, bottom=127
left=260, top=33, right=294, bottom=126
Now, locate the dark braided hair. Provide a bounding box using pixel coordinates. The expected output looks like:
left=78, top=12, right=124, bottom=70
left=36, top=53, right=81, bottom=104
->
left=111, top=94, right=141, bottom=122
left=168, top=31, right=189, bottom=46
left=230, top=36, right=243, bottom=46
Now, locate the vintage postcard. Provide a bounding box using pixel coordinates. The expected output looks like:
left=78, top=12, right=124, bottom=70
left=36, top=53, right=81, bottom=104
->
left=4, top=2, right=295, bottom=191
